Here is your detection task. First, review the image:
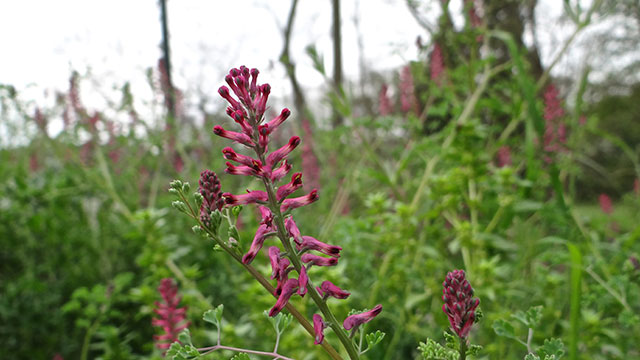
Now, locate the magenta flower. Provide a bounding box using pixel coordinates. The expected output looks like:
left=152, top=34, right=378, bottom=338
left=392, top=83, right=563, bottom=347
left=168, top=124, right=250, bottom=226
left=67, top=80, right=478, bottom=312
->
left=277, top=173, right=303, bottom=201
left=213, top=125, right=254, bottom=146
left=301, top=253, right=339, bottom=267
left=223, top=190, right=268, bottom=206
left=378, top=84, right=393, bottom=116
left=399, top=65, right=418, bottom=114
left=442, top=270, right=480, bottom=340
left=269, top=278, right=299, bottom=317
left=313, top=314, right=327, bottom=345
left=280, top=190, right=319, bottom=212
left=343, top=304, right=383, bottom=331
left=316, top=281, right=351, bottom=300
left=299, top=236, right=342, bottom=258
left=285, top=216, right=303, bottom=246
left=496, top=146, right=512, bottom=168
left=599, top=194, right=613, bottom=215
left=242, top=223, right=275, bottom=264
left=198, top=170, right=224, bottom=228
left=430, top=43, right=445, bottom=85
left=542, top=84, right=567, bottom=162
left=267, top=136, right=301, bottom=168
left=298, top=265, right=308, bottom=297
left=152, top=278, right=190, bottom=350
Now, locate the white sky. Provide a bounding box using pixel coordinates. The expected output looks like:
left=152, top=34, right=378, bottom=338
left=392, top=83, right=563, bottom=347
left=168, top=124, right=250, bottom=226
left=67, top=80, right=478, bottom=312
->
left=3, top=0, right=617, bottom=142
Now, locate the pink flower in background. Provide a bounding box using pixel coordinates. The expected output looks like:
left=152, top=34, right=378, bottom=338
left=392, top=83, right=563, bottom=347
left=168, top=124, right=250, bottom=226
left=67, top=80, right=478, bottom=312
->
left=465, top=0, right=482, bottom=28
left=52, top=354, right=64, bottom=360
left=399, top=65, right=418, bottom=114
left=343, top=304, right=383, bottom=331
left=599, top=194, right=613, bottom=215
left=496, top=146, right=512, bottom=167
left=152, top=278, right=190, bottom=350
left=634, top=179, right=639, bottom=196
left=378, top=84, right=392, bottom=116
left=430, top=43, right=445, bottom=85
left=542, top=84, right=567, bottom=162
left=29, top=154, right=39, bottom=172
left=301, top=120, right=321, bottom=191
left=442, top=270, right=480, bottom=339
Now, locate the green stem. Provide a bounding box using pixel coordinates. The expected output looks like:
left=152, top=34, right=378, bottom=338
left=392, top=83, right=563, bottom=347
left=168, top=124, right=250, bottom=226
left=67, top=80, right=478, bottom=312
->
left=260, top=173, right=360, bottom=360
left=459, top=339, right=467, bottom=360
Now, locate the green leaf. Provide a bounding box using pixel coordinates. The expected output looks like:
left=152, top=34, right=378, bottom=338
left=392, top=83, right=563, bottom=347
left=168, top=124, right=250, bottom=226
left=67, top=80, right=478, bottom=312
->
left=417, top=338, right=459, bottom=360
left=524, top=354, right=540, bottom=360
left=492, top=319, right=517, bottom=340
left=512, top=305, right=543, bottom=328
left=365, top=330, right=386, bottom=349
left=203, top=305, right=224, bottom=328
left=178, top=328, right=192, bottom=346
left=538, top=338, right=565, bottom=360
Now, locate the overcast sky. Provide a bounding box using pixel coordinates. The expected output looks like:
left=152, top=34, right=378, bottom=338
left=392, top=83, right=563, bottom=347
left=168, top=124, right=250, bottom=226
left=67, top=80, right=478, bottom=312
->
left=0, top=0, right=595, bottom=138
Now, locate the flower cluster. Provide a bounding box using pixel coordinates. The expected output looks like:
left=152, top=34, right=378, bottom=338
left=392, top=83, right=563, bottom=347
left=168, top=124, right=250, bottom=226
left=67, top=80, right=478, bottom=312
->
left=542, top=84, right=567, bottom=162
left=152, top=278, right=190, bottom=350
left=442, top=270, right=480, bottom=340
left=430, top=43, right=445, bottom=86
left=198, top=169, right=224, bottom=228
left=213, top=66, right=381, bottom=345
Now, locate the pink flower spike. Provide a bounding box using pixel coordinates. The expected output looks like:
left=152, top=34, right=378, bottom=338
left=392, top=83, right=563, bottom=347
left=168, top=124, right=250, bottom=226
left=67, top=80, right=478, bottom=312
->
left=599, top=194, right=613, bottom=215
left=152, top=278, right=190, bottom=350
left=301, top=253, right=338, bottom=267
left=343, top=304, right=383, bottom=331
left=442, top=269, right=480, bottom=339
left=271, top=160, right=292, bottom=182
left=213, top=125, right=254, bottom=147
left=267, top=136, right=301, bottom=168
left=285, top=217, right=303, bottom=246
left=263, top=108, right=292, bottom=135
left=242, top=224, right=273, bottom=264
left=281, top=190, right=319, bottom=212
left=313, top=314, right=326, bottom=345
left=300, top=236, right=341, bottom=258
left=268, top=246, right=281, bottom=279
left=496, top=146, right=512, bottom=167
left=223, top=190, right=268, bottom=206
left=269, top=278, right=299, bottom=317
left=298, top=265, right=308, bottom=296
left=430, top=44, right=445, bottom=86
left=378, top=84, right=392, bottom=116
left=317, top=280, right=350, bottom=300
left=277, top=173, right=303, bottom=201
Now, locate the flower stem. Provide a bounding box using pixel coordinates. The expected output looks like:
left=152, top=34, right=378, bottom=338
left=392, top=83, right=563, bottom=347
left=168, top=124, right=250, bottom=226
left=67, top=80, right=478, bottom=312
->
left=459, top=339, right=467, bottom=360
left=260, top=173, right=360, bottom=359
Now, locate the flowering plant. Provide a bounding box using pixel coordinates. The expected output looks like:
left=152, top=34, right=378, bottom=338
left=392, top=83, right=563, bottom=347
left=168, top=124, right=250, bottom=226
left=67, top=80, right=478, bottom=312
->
left=169, top=66, right=384, bottom=359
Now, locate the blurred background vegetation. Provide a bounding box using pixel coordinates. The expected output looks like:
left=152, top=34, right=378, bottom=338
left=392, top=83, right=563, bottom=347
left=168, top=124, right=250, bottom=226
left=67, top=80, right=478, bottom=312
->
left=0, top=0, right=639, bottom=359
